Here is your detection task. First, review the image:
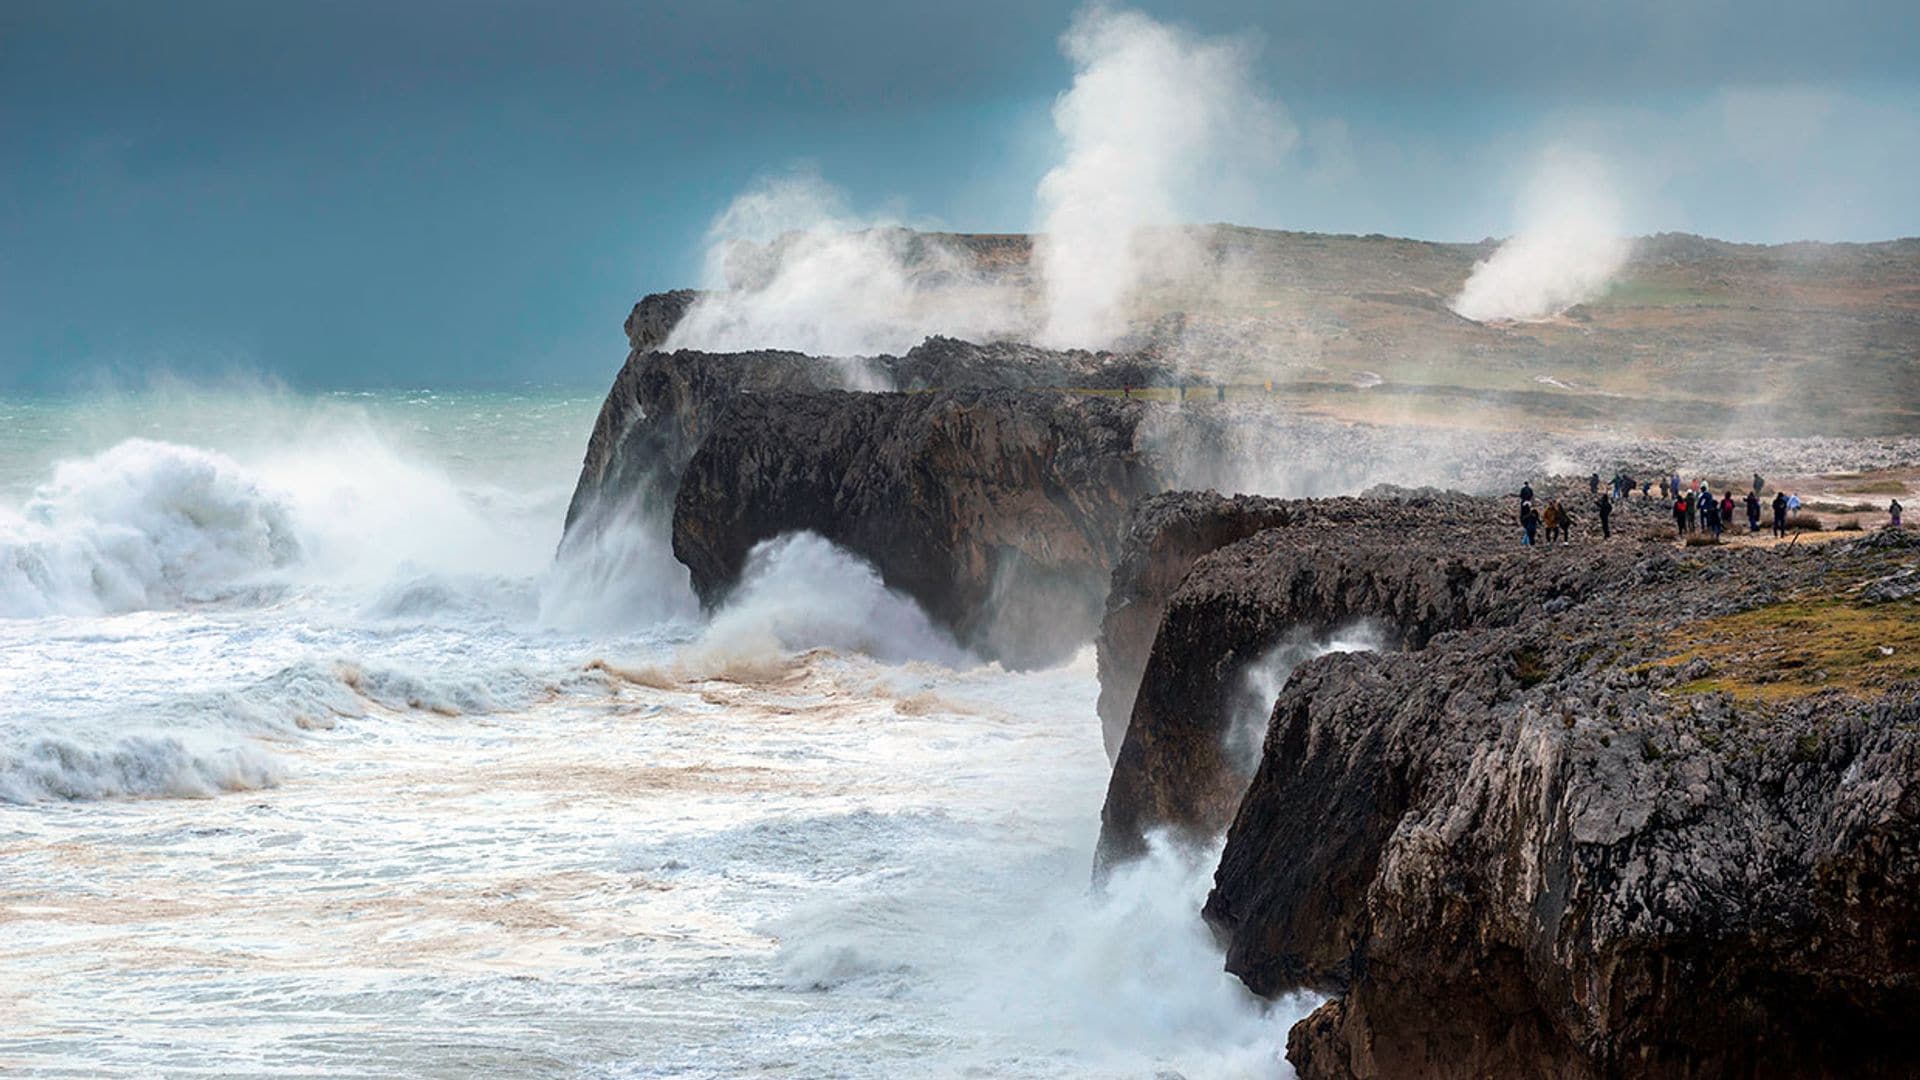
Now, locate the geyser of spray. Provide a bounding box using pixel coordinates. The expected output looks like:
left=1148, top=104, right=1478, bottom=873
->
left=683, top=532, right=973, bottom=674
left=664, top=168, right=1025, bottom=367
left=1034, top=4, right=1292, bottom=349
left=1227, top=624, right=1383, bottom=773
left=1451, top=149, right=1634, bottom=322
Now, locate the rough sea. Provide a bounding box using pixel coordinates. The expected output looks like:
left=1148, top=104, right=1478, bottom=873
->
left=0, top=387, right=1311, bottom=1077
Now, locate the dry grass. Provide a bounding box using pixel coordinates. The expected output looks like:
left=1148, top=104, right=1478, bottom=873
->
left=1843, top=478, right=1908, bottom=495
left=1787, top=514, right=1826, bottom=532
left=1661, top=596, right=1920, bottom=702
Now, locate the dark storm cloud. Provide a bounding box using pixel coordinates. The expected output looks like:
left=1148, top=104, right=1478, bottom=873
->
left=0, top=0, right=1915, bottom=390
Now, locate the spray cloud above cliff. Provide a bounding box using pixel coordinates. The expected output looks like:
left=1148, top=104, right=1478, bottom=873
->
left=1034, top=4, right=1293, bottom=349
left=663, top=169, right=1024, bottom=361
left=1451, top=149, right=1634, bottom=323
left=667, top=4, right=1295, bottom=359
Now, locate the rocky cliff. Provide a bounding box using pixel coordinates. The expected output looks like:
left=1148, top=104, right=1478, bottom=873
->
left=672, top=388, right=1161, bottom=668
left=560, top=297, right=1196, bottom=664
left=1096, top=490, right=1920, bottom=1076
left=1094, top=492, right=1297, bottom=761
left=1096, top=493, right=1565, bottom=865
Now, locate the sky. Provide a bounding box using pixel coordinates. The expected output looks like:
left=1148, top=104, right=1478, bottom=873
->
left=2, top=0, right=1917, bottom=391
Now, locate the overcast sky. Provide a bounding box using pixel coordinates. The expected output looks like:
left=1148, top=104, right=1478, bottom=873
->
left=4, top=0, right=1917, bottom=390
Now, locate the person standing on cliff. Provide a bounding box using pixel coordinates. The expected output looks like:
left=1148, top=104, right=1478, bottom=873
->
left=1589, top=473, right=1600, bottom=495
left=1520, top=500, right=1539, bottom=546
left=1892, top=499, right=1905, bottom=529
left=1745, top=490, right=1762, bottom=533
left=1772, top=490, right=1789, bottom=537
left=1595, top=491, right=1613, bottom=539
left=1721, top=492, right=1737, bottom=535
left=1520, top=480, right=1535, bottom=503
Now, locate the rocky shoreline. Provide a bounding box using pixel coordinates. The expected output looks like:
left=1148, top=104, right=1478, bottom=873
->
left=564, top=290, right=1920, bottom=1075
left=1100, top=490, right=1920, bottom=1077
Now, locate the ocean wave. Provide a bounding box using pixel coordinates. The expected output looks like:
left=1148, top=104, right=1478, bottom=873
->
left=0, top=439, right=300, bottom=617
left=0, top=654, right=566, bottom=804
left=688, top=532, right=974, bottom=670
left=0, top=730, right=284, bottom=803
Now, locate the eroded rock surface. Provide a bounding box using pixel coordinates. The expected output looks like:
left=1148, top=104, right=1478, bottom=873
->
left=672, top=388, right=1161, bottom=667
left=1095, top=492, right=1297, bottom=761
left=1110, top=506, right=1920, bottom=1077
left=1097, top=493, right=1562, bottom=864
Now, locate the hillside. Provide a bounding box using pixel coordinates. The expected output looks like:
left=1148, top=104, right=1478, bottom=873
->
left=919, top=227, right=1920, bottom=437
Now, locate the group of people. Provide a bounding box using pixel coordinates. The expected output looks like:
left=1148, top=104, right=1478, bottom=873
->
left=1516, top=481, right=1590, bottom=546
left=1516, top=469, right=1907, bottom=547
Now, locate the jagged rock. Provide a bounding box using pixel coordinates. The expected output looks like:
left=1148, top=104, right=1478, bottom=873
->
left=889, top=336, right=1174, bottom=391
left=563, top=321, right=1179, bottom=541
left=562, top=348, right=849, bottom=538
left=623, top=289, right=702, bottom=352
left=1106, top=515, right=1920, bottom=1077
left=671, top=388, right=1161, bottom=668
left=1095, top=493, right=1573, bottom=866
left=1095, top=492, right=1298, bottom=761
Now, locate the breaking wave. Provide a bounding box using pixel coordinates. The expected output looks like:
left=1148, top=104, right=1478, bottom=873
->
left=0, top=654, right=570, bottom=804
left=692, top=532, right=974, bottom=669
left=0, top=440, right=301, bottom=617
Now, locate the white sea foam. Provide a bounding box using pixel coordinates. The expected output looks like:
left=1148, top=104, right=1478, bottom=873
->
left=3, top=390, right=1303, bottom=1075
left=0, top=439, right=300, bottom=617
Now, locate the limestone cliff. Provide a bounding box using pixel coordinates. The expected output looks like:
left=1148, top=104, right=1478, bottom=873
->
left=1095, top=489, right=1920, bottom=1076
left=672, top=388, right=1161, bottom=668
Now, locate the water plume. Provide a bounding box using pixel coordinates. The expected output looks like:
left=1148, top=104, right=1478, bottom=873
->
left=1451, top=149, right=1633, bottom=323
left=665, top=168, right=1025, bottom=364
left=1034, top=4, right=1292, bottom=349
left=685, top=532, right=973, bottom=671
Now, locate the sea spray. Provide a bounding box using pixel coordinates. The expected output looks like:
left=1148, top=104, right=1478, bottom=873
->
left=1227, top=623, right=1384, bottom=772
left=1035, top=4, right=1293, bottom=349
left=664, top=168, right=1026, bottom=363
left=690, top=531, right=974, bottom=671
left=1451, top=148, right=1634, bottom=322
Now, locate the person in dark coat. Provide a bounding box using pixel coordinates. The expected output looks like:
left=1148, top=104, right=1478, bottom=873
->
left=1745, top=491, right=1762, bottom=533
left=1520, top=480, right=1535, bottom=503
left=1721, top=492, right=1737, bottom=533
left=1520, top=500, right=1539, bottom=546
left=1595, top=492, right=1613, bottom=538
left=1772, top=491, right=1789, bottom=538
left=1589, top=473, right=1600, bottom=495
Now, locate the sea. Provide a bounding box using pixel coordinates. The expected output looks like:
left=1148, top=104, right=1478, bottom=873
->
left=0, top=386, right=1313, bottom=1077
